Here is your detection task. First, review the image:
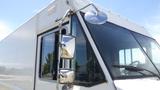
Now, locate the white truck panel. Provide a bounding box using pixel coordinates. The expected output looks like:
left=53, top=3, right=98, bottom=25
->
left=37, top=0, right=70, bottom=34
left=0, top=16, right=37, bottom=90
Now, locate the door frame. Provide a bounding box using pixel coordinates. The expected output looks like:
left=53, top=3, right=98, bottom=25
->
left=34, top=22, right=70, bottom=90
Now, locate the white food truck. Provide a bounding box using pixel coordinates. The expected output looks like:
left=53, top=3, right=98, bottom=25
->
left=0, top=0, right=160, bottom=90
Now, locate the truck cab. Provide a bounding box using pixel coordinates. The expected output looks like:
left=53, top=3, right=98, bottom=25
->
left=0, top=0, right=160, bottom=90
left=35, top=0, right=160, bottom=90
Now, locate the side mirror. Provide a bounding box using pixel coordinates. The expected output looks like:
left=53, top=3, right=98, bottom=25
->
left=61, top=35, right=76, bottom=59
left=84, top=4, right=107, bottom=24
left=85, top=10, right=107, bottom=24
left=59, top=69, right=74, bottom=84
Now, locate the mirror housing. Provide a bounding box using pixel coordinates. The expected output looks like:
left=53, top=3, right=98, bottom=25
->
left=83, top=3, right=107, bottom=24
left=85, top=10, right=107, bottom=24
left=59, top=69, right=74, bottom=84
left=61, top=35, right=75, bottom=59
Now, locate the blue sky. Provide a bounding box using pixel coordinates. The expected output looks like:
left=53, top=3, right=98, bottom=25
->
left=0, top=0, right=160, bottom=42
left=96, top=0, right=160, bottom=23
left=0, top=0, right=51, bottom=30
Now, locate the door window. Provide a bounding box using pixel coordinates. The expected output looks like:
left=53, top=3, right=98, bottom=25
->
left=71, top=15, right=106, bottom=87
left=39, top=32, right=58, bottom=80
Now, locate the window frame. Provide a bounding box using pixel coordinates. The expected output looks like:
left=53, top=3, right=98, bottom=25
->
left=38, top=22, right=69, bottom=81
left=39, top=30, right=59, bottom=80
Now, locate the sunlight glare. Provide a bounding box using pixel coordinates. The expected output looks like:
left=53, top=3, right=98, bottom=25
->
left=0, top=22, right=12, bottom=41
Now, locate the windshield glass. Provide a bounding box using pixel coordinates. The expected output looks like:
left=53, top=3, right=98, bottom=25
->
left=133, top=33, right=160, bottom=71
left=84, top=17, right=160, bottom=79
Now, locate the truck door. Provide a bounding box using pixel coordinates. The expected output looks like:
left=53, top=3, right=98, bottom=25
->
left=35, top=24, right=68, bottom=90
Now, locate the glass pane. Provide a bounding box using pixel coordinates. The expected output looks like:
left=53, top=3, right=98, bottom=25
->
left=119, top=50, right=125, bottom=65
left=151, top=43, right=160, bottom=63
left=40, top=33, right=57, bottom=80
left=132, top=48, right=145, bottom=64
left=85, top=19, right=159, bottom=79
left=133, top=32, right=160, bottom=71
left=72, top=15, right=106, bottom=87
left=125, top=49, right=132, bottom=65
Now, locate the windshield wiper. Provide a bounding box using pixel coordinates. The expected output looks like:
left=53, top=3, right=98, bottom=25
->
left=113, top=65, right=160, bottom=79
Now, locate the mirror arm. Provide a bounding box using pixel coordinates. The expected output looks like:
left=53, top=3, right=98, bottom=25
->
left=56, top=9, right=73, bottom=23
left=75, top=3, right=99, bottom=13
left=56, top=9, right=71, bottom=90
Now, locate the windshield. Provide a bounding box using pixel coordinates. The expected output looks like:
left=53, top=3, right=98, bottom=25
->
left=84, top=17, right=160, bottom=79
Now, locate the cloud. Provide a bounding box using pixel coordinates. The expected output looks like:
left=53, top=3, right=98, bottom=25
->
left=0, top=21, right=12, bottom=41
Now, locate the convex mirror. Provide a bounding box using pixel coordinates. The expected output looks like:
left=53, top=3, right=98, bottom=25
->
left=59, top=69, right=74, bottom=84
left=85, top=10, right=107, bottom=24
left=61, top=35, right=75, bottom=59
left=84, top=4, right=107, bottom=24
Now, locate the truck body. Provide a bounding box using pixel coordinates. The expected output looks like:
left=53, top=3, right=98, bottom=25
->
left=0, top=0, right=160, bottom=90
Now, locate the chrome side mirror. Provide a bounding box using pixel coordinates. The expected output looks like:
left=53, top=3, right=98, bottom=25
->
left=85, top=10, right=107, bottom=24
left=61, top=35, right=75, bottom=59
left=59, top=69, right=74, bottom=84
left=84, top=4, right=107, bottom=24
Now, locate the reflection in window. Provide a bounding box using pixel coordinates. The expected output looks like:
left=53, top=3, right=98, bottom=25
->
left=72, top=15, right=106, bottom=87
left=40, top=33, right=57, bottom=80
left=132, top=32, right=160, bottom=70
left=151, top=43, right=160, bottom=63
left=85, top=19, right=159, bottom=79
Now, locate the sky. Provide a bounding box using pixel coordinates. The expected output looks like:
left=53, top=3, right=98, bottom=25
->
left=0, top=0, right=160, bottom=42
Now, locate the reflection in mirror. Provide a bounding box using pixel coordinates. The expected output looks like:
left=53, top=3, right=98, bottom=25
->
left=61, top=35, right=76, bottom=59
left=85, top=10, right=107, bottom=25
left=59, top=69, right=74, bottom=84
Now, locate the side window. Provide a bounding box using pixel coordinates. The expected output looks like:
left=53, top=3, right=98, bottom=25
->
left=40, top=32, right=58, bottom=80
left=72, top=15, right=106, bottom=87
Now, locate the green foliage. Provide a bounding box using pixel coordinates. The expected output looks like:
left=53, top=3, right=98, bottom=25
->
left=42, top=52, right=55, bottom=77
